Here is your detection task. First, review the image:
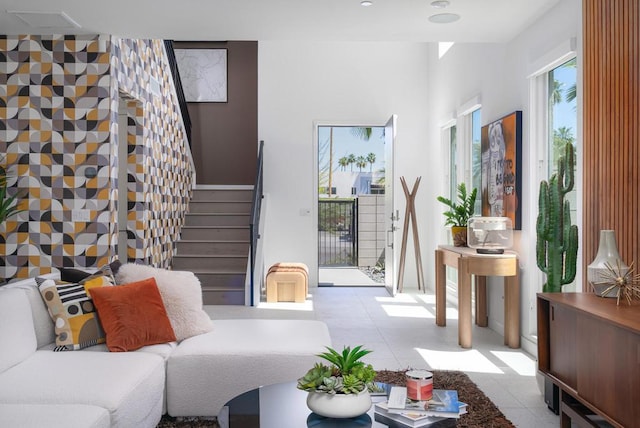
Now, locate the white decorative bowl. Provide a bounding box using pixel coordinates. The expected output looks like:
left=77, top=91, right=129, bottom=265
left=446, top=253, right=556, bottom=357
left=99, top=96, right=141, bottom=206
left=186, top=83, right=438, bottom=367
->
left=306, top=389, right=372, bottom=418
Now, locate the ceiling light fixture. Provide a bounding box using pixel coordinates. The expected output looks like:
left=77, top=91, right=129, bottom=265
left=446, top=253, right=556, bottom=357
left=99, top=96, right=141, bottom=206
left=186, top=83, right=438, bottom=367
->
left=428, top=13, right=460, bottom=24
left=8, top=10, right=80, bottom=28
left=360, top=0, right=373, bottom=6
left=430, top=0, right=450, bottom=8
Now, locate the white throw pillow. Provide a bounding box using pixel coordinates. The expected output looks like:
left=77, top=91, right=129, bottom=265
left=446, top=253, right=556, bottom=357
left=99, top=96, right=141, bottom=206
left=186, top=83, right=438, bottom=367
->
left=0, top=288, right=37, bottom=372
left=115, top=264, right=213, bottom=341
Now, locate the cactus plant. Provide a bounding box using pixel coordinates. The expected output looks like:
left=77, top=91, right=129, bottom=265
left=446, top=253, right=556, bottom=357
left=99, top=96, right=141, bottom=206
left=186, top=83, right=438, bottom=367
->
left=536, top=143, right=578, bottom=292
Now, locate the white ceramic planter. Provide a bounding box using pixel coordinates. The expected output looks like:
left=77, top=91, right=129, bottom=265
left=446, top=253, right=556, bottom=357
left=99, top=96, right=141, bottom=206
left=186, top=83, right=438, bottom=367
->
left=306, top=389, right=372, bottom=418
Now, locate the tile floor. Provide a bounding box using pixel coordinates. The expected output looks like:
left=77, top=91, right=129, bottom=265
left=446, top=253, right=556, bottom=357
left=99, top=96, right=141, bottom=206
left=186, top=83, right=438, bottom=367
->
left=205, top=285, right=560, bottom=428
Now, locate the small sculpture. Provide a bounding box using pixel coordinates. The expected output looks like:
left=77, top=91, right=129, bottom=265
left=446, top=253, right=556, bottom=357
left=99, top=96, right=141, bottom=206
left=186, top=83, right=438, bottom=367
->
left=597, top=260, right=640, bottom=306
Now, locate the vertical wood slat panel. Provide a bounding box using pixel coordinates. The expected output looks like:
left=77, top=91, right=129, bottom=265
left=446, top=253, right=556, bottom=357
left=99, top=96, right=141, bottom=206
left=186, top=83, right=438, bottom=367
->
left=583, top=0, right=640, bottom=290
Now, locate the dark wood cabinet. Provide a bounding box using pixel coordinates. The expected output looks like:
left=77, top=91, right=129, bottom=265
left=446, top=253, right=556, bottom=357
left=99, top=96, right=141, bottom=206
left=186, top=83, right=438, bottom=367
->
left=537, top=293, right=640, bottom=428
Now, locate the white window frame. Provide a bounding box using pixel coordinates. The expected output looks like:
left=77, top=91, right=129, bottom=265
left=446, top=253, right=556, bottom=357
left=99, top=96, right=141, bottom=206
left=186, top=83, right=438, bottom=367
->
left=440, top=117, right=458, bottom=211
left=527, top=38, right=580, bottom=344
left=440, top=118, right=459, bottom=301
left=456, top=96, right=482, bottom=187
left=440, top=98, right=482, bottom=305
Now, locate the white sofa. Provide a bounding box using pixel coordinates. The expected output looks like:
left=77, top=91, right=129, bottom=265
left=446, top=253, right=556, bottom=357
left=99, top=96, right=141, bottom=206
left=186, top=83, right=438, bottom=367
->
left=0, top=274, right=331, bottom=427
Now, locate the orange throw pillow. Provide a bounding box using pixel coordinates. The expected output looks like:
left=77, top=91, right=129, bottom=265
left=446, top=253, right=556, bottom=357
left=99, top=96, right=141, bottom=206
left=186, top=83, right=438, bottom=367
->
left=89, top=277, right=176, bottom=352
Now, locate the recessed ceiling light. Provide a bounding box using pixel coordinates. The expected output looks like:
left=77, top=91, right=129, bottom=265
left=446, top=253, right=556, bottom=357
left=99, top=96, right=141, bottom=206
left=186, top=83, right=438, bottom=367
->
left=360, top=0, right=373, bottom=6
left=8, top=10, right=80, bottom=28
left=430, top=0, right=450, bottom=8
left=428, top=13, right=460, bottom=24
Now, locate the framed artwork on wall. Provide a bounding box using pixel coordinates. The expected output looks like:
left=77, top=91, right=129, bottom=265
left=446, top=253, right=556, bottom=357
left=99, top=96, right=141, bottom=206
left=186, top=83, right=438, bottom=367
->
left=174, top=48, right=227, bottom=102
left=480, top=110, right=522, bottom=229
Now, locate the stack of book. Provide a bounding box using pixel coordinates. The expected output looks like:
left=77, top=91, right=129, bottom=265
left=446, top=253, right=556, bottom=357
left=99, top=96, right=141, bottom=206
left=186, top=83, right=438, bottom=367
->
left=374, top=387, right=467, bottom=427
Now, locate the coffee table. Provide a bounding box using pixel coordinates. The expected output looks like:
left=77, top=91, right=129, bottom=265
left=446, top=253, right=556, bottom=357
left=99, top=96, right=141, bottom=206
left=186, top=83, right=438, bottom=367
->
left=218, top=381, right=456, bottom=428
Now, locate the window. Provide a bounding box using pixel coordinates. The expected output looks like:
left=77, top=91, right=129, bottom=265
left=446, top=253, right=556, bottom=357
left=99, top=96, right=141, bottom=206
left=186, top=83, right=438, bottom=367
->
left=444, top=123, right=458, bottom=295
left=454, top=99, right=481, bottom=214
left=528, top=48, right=578, bottom=340
left=548, top=58, right=578, bottom=224
left=448, top=125, right=458, bottom=203
left=470, top=109, right=482, bottom=214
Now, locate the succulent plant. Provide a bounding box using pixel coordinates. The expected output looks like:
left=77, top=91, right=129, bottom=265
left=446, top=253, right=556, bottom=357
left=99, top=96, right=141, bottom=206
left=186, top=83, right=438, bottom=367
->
left=341, top=374, right=365, bottom=394
left=297, top=345, right=375, bottom=395
left=317, top=376, right=344, bottom=394
left=297, top=363, right=333, bottom=391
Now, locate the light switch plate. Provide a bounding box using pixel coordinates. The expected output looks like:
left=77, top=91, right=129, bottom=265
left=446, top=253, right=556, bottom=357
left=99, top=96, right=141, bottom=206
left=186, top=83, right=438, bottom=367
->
left=71, top=210, right=91, bottom=222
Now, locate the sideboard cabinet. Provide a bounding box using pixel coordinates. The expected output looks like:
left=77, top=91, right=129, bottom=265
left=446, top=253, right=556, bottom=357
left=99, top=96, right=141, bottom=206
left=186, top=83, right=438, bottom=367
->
left=537, top=292, right=640, bottom=428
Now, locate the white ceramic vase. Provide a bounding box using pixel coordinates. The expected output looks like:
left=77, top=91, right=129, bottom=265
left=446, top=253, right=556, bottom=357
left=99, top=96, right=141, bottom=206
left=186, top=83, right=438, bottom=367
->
left=306, top=389, right=372, bottom=418
left=587, top=230, right=627, bottom=298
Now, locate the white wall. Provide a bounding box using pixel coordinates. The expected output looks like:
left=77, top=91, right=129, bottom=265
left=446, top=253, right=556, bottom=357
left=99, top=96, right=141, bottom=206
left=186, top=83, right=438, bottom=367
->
left=258, top=0, right=580, bottom=355
left=259, top=41, right=431, bottom=289
left=426, top=0, right=580, bottom=355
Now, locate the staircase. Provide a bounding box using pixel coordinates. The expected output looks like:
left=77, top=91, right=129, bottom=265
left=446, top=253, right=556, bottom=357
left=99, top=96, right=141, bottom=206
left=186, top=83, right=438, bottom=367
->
left=172, top=187, right=252, bottom=305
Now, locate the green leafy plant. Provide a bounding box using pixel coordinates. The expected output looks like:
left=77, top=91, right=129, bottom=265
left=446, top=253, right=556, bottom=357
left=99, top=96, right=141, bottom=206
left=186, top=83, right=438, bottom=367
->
left=437, top=183, right=477, bottom=227
left=0, top=157, right=25, bottom=224
left=297, top=345, right=376, bottom=395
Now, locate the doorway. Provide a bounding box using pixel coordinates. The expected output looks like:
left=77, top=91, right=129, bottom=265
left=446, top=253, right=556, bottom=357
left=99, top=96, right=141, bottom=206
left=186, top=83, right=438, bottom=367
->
left=316, top=124, right=393, bottom=288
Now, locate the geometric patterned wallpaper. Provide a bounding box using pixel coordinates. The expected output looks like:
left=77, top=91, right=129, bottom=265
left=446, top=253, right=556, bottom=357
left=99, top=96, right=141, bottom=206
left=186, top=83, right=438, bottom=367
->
left=110, top=37, right=193, bottom=268
left=0, top=34, right=193, bottom=280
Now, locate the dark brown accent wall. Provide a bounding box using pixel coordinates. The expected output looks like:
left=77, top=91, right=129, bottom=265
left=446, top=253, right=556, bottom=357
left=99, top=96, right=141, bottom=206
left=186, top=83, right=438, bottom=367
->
left=583, top=0, right=640, bottom=289
left=175, top=41, right=258, bottom=185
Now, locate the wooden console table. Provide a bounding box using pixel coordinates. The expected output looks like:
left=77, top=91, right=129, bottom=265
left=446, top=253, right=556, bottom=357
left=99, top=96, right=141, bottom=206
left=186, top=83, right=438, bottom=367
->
left=537, top=293, right=640, bottom=428
left=435, top=245, right=520, bottom=349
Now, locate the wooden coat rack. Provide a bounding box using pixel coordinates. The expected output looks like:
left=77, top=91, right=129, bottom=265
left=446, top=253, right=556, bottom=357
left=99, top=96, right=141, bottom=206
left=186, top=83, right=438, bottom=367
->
left=397, top=176, right=425, bottom=293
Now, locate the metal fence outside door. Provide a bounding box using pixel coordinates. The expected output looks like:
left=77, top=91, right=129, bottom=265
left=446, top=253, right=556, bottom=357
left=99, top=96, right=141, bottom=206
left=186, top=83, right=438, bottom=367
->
left=318, top=199, right=358, bottom=266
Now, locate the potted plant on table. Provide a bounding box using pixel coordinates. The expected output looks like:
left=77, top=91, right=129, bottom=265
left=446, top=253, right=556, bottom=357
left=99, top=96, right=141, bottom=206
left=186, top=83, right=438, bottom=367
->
left=437, top=183, right=477, bottom=247
left=297, top=345, right=376, bottom=418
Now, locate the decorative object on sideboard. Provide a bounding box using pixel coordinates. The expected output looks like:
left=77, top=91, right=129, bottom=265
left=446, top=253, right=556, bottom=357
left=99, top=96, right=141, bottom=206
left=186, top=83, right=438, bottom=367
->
left=437, top=182, right=477, bottom=247
left=536, top=142, right=578, bottom=293
left=593, top=260, right=640, bottom=306
left=467, top=216, right=513, bottom=254
left=587, top=229, right=628, bottom=298
left=297, top=345, right=376, bottom=418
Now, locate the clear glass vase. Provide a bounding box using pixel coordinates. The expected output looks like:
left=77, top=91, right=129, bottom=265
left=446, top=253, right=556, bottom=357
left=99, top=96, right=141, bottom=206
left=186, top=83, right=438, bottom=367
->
left=587, top=230, right=627, bottom=298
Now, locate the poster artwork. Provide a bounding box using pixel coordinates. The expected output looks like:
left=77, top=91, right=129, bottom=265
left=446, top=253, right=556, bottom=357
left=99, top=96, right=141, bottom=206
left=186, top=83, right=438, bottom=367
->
left=481, top=111, right=522, bottom=229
